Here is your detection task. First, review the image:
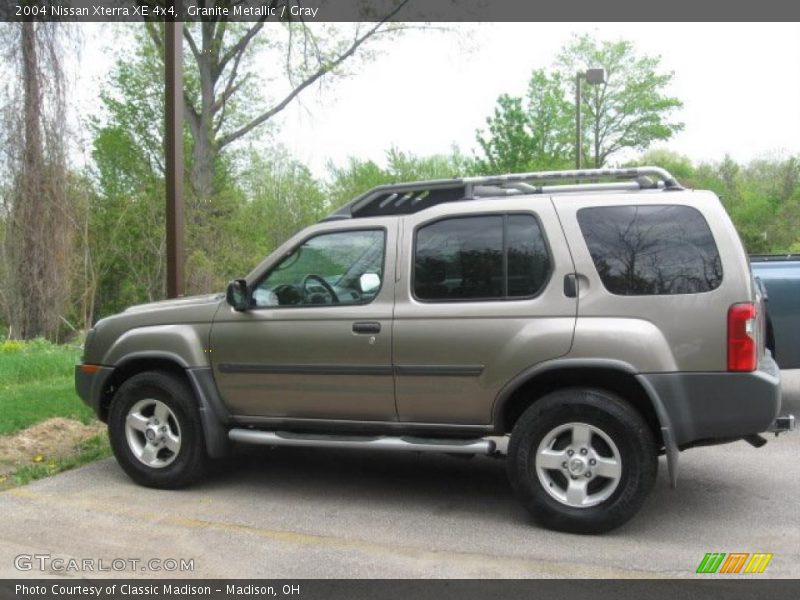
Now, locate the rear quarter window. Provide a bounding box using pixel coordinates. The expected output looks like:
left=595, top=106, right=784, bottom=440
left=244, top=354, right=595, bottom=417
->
left=577, top=205, right=723, bottom=296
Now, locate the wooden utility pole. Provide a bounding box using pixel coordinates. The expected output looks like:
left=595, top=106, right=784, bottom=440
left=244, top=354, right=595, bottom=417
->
left=165, top=19, right=184, bottom=298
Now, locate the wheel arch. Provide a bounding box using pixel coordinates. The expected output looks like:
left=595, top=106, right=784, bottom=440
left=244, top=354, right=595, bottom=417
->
left=493, top=358, right=679, bottom=485
left=100, top=353, right=190, bottom=421
left=101, top=353, right=230, bottom=459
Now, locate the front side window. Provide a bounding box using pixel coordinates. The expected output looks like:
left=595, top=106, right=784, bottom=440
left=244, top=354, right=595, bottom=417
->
left=253, top=229, right=385, bottom=307
left=577, top=205, right=723, bottom=296
left=414, top=214, right=551, bottom=301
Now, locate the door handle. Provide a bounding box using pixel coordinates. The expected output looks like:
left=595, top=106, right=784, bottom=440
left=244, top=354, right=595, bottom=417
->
left=353, top=321, right=381, bottom=334
left=563, top=273, right=578, bottom=298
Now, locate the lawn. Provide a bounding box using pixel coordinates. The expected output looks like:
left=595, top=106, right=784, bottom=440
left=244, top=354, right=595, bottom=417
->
left=0, top=338, right=94, bottom=436
left=0, top=338, right=109, bottom=487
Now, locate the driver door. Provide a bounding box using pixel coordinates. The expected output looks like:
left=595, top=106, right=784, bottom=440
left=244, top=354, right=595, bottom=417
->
left=210, top=222, right=397, bottom=421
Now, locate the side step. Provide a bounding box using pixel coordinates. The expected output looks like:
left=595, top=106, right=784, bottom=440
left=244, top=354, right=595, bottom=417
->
left=228, top=429, right=496, bottom=455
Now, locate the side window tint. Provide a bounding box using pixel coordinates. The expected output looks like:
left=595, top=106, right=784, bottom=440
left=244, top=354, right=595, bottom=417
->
left=253, top=229, right=385, bottom=307
left=507, top=215, right=551, bottom=297
left=414, top=214, right=551, bottom=301
left=577, top=205, right=723, bottom=296
left=415, top=216, right=504, bottom=301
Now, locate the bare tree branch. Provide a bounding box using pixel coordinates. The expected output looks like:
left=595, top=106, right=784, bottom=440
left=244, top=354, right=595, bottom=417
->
left=183, top=26, right=201, bottom=63
left=216, top=21, right=265, bottom=80
left=217, top=2, right=409, bottom=148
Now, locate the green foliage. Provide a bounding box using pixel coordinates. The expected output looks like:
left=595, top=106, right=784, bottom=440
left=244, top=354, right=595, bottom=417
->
left=557, top=35, right=683, bottom=167
left=632, top=150, right=800, bottom=254
left=0, top=338, right=92, bottom=436
left=476, top=70, right=574, bottom=173
left=326, top=147, right=479, bottom=209
left=326, top=157, right=394, bottom=211
left=634, top=148, right=695, bottom=181
left=476, top=34, right=683, bottom=172
left=96, top=30, right=170, bottom=177
left=239, top=149, right=328, bottom=258
left=89, top=124, right=167, bottom=315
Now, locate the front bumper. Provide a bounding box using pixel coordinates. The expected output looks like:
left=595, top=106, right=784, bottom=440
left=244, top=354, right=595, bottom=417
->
left=75, top=364, right=115, bottom=419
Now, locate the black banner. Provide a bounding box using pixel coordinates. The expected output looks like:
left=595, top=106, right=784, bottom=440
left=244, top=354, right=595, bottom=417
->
left=3, top=580, right=800, bottom=600
left=1, top=0, right=799, bottom=23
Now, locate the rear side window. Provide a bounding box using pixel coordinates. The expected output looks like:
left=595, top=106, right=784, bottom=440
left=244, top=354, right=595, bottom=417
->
left=577, top=205, right=722, bottom=296
left=414, top=214, right=551, bottom=301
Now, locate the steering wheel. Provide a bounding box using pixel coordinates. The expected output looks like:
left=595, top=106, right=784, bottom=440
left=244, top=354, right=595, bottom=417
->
left=301, top=274, right=340, bottom=304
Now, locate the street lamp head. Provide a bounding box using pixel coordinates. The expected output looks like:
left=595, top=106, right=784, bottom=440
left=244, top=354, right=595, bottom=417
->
left=585, top=68, right=606, bottom=84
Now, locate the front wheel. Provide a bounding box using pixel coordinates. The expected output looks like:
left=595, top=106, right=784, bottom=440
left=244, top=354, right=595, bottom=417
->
left=507, top=388, right=657, bottom=534
left=108, top=370, right=208, bottom=489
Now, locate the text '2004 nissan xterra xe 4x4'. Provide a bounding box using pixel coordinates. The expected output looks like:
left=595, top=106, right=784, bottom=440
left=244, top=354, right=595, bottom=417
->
left=76, top=167, right=795, bottom=534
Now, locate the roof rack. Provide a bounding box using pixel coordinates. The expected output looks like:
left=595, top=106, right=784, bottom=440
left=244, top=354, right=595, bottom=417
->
left=324, top=166, right=683, bottom=221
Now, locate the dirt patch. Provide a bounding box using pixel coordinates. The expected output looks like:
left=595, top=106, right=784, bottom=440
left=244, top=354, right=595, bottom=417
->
left=0, top=418, right=105, bottom=476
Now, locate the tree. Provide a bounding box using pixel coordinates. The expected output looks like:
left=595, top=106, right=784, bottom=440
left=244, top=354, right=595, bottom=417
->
left=139, top=3, right=412, bottom=204
left=557, top=35, right=683, bottom=168
left=476, top=70, right=573, bottom=174
left=91, top=7, right=415, bottom=296
left=326, top=147, right=478, bottom=209
left=476, top=34, right=683, bottom=172
left=1, top=23, right=75, bottom=340
left=87, top=124, right=168, bottom=318
left=237, top=148, right=327, bottom=262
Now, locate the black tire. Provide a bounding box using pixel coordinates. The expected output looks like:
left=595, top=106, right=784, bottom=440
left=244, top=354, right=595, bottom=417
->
left=507, top=388, right=657, bottom=534
left=108, top=370, right=208, bottom=489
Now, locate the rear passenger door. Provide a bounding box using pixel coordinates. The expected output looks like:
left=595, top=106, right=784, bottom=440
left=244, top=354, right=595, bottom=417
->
left=392, top=199, right=578, bottom=425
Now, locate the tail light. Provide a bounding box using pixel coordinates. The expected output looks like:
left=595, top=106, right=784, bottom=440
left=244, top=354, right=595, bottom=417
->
left=727, top=303, right=757, bottom=372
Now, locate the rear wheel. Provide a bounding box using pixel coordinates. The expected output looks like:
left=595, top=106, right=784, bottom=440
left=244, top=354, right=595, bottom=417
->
left=108, top=371, right=208, bottom=489
left=507, top=388, right=657, bottom=534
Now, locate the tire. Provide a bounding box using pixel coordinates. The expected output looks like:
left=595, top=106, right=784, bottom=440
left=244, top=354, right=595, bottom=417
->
left=507, top=388, right=657, bottom=534
left=108, top=370, right=208, bottom=489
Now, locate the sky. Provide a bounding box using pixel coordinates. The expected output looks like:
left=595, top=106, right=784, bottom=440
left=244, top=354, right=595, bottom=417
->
left=76, top=22, right=800, bottom=177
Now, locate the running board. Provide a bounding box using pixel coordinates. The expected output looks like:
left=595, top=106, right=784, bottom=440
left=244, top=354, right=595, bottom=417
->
left=228, top=429, right=496, bottom=455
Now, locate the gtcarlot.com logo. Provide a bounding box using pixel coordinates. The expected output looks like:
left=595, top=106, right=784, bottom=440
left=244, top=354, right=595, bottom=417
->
left=14, top=554, right=194, bottom=573
left=696, top=552, right=773, bottom=574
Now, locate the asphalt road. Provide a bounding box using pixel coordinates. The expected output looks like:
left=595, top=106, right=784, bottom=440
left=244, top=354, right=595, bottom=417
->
left=1, top=371, right=798, bottom=579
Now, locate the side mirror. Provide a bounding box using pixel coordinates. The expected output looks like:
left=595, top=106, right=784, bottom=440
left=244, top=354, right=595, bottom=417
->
left=359, top=273, right=381, bottom=294
left=226, top=279, right=249, bottom=311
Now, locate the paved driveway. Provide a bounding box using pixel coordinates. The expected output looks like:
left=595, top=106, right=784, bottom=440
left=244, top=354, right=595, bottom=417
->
left=1, top=372, right=798, bottom=579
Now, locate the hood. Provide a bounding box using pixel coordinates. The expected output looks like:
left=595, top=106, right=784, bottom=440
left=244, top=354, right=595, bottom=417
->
left=124, top=293, right=225, bottom=314
left=92, top=293, right=225, bottom=340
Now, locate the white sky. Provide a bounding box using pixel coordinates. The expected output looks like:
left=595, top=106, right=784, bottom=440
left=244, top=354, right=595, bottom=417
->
left=75, top=22, right=800, bottom=177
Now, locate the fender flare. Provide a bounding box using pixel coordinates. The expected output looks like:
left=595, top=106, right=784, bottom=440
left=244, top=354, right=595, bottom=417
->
left=493, top=358, right=680, bottom=487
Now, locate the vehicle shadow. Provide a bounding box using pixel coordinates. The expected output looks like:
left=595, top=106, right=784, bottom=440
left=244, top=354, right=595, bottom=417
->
left=192, top=443, right=761, bottom=537
left=205, top=445, right=523, bottom=522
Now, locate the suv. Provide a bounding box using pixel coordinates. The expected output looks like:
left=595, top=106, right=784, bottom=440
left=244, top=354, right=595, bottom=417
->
left=76, top=167, right=794, bottom=533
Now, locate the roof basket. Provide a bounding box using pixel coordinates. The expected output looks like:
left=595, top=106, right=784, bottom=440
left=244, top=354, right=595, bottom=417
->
left=325, top=166, right=683, bottom=220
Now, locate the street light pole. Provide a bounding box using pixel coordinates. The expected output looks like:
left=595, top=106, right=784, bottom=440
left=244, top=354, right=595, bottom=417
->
left=575, top=68, right=606, bottom=171
left=575, top=72, right=582, bottom=169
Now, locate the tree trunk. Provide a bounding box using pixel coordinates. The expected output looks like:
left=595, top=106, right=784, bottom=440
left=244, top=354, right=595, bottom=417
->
left=4, top=22, right=73, bottom=340
left=189, top=128, right=216, bottom=204
left=187, top=23, right=219, bottom=205
left=10, top=22, right=47, bottom=338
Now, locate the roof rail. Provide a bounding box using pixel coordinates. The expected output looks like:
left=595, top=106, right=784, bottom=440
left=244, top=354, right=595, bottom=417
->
left=324, top=166, right=683, bottom=220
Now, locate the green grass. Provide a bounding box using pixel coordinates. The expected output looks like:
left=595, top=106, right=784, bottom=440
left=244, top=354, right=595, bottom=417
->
left=0, top=338, right=93, bottom=436
left=4, top=433, right=111, bottom=488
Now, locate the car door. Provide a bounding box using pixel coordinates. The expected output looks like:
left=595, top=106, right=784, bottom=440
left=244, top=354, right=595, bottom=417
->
left=210, top=220, right=397, bottom=421
left=392, top=197, right=577, bottom=425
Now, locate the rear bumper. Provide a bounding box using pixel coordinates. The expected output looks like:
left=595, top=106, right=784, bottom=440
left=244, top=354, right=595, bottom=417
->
left=639, top=356, right=782, bottom=448
left=75, top=364, right=115, bottom=419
